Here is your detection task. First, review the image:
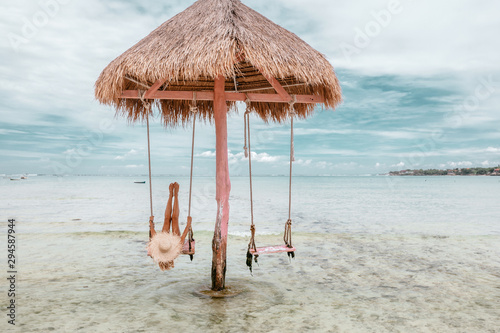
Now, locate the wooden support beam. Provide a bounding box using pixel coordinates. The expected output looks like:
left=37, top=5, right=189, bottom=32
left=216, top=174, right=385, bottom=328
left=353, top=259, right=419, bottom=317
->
left=262, top=74, right=292, bottom=102
left=122, top=90, right=211, bottom=101
left=143, top=78, right=167, bottom=99
left=121, top=90, right=324, bottom=104
left=227, top=92, right=324, bottom=104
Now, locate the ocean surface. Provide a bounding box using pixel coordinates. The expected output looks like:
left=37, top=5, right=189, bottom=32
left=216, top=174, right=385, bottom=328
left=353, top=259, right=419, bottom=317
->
left=1, top=175, right=499, bottom=332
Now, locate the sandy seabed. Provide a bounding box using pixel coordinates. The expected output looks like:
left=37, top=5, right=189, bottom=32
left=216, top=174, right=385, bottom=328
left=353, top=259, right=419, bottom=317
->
left=7, top=231, right=499, bottom=333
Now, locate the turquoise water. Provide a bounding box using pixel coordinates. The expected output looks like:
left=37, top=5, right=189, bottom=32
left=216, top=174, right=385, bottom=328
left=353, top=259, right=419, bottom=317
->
left=1, top=176, right=499, bottom=332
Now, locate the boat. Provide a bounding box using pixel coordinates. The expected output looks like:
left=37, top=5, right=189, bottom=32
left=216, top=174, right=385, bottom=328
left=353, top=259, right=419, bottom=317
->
left=134, top=181, right=146, bottom=184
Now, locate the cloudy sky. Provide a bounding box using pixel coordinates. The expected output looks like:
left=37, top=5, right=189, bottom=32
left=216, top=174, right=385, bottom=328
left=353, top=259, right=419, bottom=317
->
left=1, top=0, right=499, bottom=176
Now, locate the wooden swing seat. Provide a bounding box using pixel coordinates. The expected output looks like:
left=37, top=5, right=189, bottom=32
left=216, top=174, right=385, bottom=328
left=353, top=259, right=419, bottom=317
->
left=181, top=239, right=195, bottom=255
left=249, top=244, right=296, bottom=255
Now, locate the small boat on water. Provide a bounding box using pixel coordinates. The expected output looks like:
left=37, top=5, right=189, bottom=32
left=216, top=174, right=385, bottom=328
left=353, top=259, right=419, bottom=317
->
left=134, top=181, right=146, bottom=184
left=10, top=178, right=21, bottom=181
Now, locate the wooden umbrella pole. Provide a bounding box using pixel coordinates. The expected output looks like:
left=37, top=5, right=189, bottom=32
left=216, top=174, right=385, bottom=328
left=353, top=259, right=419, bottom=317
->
left=212, top=75, right=231, bottom=291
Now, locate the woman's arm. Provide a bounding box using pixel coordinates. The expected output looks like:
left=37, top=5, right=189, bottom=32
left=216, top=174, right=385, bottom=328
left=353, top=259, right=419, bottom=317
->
left=180, top=216, right=192, bottom=244
left=149, top=216, right=156, bottom=238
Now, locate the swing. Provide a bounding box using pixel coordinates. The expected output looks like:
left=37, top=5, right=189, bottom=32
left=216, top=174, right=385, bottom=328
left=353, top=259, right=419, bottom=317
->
left=141, top=91, right=196, bottom=258
left=244, top=98, right=297, bottom=263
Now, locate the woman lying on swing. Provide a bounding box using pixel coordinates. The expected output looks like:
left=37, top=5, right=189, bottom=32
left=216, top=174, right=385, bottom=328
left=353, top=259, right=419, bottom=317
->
left=147, top=182, right=191, bottom=271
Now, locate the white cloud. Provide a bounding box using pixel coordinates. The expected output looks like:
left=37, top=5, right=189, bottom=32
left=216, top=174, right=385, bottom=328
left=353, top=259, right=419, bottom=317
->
left=114, top=149, right=138, bottom=160
left=0, top=129, right=26, bottom=135
left=252, top=152, right=280, bottom=163
left=316, top=161, right=330, bottom=169
left=198, top=151, right=216, bottom=157
left=447, top=161, right=473, bottom=168
left=125, top=164, right=144, bottom=168
left=296, top=159, right=312, bottom=166
left=295, top=0, right=500, bottom=76
left=392, top=162, right=405, bottom=168
left=2, top=0, right=499, bottom=176
left=481, top=160, right=490, bottom=166
left=232, top=151, right=280, bottom=163
left=486, top=147, right=500, bottom=153
left=294, top=128, right=421, bottom=140
left=199, top=150, right=280, bottom=164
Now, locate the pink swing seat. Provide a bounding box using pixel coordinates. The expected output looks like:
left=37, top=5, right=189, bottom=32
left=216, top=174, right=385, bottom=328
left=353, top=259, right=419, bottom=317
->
left=249, top=244, right=296, bottom=255
left=181, top=239, right=195, bottom=255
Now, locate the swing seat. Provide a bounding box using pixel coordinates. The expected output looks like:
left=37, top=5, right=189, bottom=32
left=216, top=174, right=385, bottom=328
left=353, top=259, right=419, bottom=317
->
left=181, top=239, right=195, bottom=255
left=249, top=244, right=296, bottom=255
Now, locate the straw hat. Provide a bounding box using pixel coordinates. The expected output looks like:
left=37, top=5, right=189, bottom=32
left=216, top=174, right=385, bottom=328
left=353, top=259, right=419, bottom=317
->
left=147, top=232, right=182, bottom=263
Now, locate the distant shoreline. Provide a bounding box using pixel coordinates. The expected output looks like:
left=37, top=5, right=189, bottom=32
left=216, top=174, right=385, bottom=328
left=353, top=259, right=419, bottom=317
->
left=389, top=166, right=500, bottom=176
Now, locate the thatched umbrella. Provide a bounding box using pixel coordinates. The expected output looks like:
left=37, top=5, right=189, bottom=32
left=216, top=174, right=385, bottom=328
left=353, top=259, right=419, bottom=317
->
left=95, top=0, right=342, bottom=291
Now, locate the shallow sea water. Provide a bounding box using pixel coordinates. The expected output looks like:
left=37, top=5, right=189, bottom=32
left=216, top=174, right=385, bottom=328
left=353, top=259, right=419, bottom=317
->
left=1, top=176, right=499, bottom=332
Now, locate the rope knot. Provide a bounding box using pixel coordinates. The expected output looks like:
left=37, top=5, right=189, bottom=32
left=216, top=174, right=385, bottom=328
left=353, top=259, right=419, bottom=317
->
left=190, top=92, right=198, bottom=113
left=284, top=218, right=293, bottom=248
left=139, top=90, right=151, bottom=111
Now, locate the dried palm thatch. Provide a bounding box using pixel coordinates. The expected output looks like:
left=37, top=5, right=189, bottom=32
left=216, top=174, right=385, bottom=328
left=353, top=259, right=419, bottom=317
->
left=95, top=0, right=342, bottom=126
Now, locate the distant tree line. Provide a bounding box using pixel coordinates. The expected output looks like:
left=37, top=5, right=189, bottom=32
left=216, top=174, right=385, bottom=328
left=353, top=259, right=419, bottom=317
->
left=389, top=166, right=500, bottom=176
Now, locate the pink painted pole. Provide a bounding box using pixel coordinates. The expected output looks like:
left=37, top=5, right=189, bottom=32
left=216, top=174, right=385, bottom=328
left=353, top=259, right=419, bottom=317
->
left=211, top=75, right=231, bottom=291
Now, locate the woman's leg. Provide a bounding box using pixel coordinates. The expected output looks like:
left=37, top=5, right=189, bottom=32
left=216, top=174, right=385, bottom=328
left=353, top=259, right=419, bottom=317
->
left=162, top=183, right=174, bottom=233
left=171, top=182, right=180, bottom=236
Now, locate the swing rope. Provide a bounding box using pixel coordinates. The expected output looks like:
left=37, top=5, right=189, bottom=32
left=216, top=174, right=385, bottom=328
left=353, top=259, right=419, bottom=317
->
left=187, top=93, right=198, bottom=258
left=244, top=99, right=258, bottom=272
left=245, top=95, right=296, bottom=271
left=140, top=91, right=154, bottom=240
left=139, top=88, right=196, bottom=258
left=244, top=108, right=257, bottom=254
left=285, top=96, right=296, bottom=256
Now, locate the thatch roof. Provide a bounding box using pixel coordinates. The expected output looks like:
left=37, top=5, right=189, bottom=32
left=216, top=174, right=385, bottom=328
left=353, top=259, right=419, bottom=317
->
left=95, top=0, right=342, bottom=125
